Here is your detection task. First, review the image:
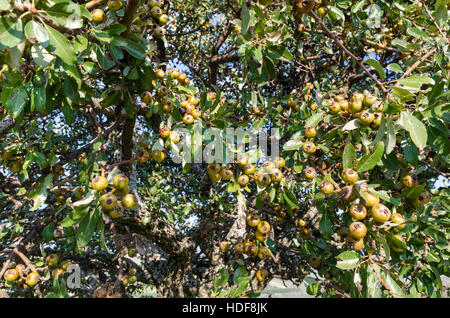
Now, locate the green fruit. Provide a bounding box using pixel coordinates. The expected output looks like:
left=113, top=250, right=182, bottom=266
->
left=362, top=192, right=380, bottom=207
left=342, top=168, right=358, bottom=184
left=237, top=174, right=249, bottom=186
left=4, top=269, right=19, bottom=282
left=92, top=176, right=108, bottom=192
left=100, top=193, right=117, bottom=211
left=362, top=94, right=377, bottom=107
left=319, top=180, right=334, bottom=194
left=256, top=269, right=269, bottom=282
left=91, top=9, right=104, bottom=25
left=257, top=221, right=271, bottom=234
left=371, top=204, right=391, bottom=222
left=358, top=110, right=375, bottom=126
left=109, top=201, right=124, bottom=218
left=46, top=254, right=59, bottom=267
left=257, top=173, right=272, bottom=187
left=158, top=14, right=169, bottom=25
left=26, top=272, right=39, bottom=287
left=391, top=213, right=406, bottom=229
left=122, top=193, right=138, bottom=209
left=309, top=256, right=321, bottom=268
left=107, top=0, right=123, bottom=11
left=113, top=174, right=129, bottom=190
left=303, top=167, right=317, bottom=180
left=349, top=222, right=367, bottom=239
left=305, top=127, right=317, bottom=138
left=246, top=213, right=261, bottom=227
left=220, top=168, right=233, bottom=180
left=259, top=0, right=273, bottom=6
left=346, top=236, right=364, bottom=251
left=302, top=141, right=316, bottom=154
left=349, top=204, right=367, bottom=220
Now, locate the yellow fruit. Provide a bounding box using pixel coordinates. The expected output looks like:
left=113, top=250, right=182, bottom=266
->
left=237, top=174, right=249, bottom=186
left=257, top=221, right=270, bottom=234
left=91, top=9, right=104, bottom=24
left=4, top=269, right=19, bottom=282
left=109, top=201, right=124, bottom=218
left=247, top=213, right=261, bottom=227
left=26, top=272, right=40, bottom=287
left=46, top=254, right=59, bottom=267
left=113, top=174, right=129, bottom=190
left=391, top=213, right=406, bottom=230
left=151, top=150, right=166, bottom=162
left=256, top=269, right=269, bottom=282
left=122, top=194, right=138, bottom=209
left=371, top=204, right=391, bottom=222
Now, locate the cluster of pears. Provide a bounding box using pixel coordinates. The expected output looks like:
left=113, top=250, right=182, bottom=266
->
left=207, top=155, right=286, bottom=190
left=140, top=66, right=193, bottom=120
left=122, top=267, right=138, bottom=286
left=287, top=82, right=315, bottom=113
left=1, top=149, right=23, bottom=174
left=402, top=173, right=432, bottom=208
left=148, top=0, right=169, bottom=38
left=218, top=213, right=273, bottom=281
left=325, top=91, right=384, bottom=129
left=91, top=173, right=138, bottom=219
left=45, top=254, right=73, bottom=280
left=3, top=264, right=39, bottom=289
left=91, top=0, right=124, bottom=25
left=2, top=255, right=68, bottom=289
left=331, top=168, right=408, bottom=252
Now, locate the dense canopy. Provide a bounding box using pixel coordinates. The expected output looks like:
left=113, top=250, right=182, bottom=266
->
left=0, top=0, right=449, bottom=298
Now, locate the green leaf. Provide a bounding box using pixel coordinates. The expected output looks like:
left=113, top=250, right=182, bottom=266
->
left=44, top=24, right=76, bottom=65
left=387, top=63, right=403, bottom=73
left=399, top=111, right=427, bottom=150
left=342, top=119, right=361, bottom=131
left=385, top=118, right=396, bottom=154
left=42, top=223, right=55, bottom=242
left=343, top=134, right=356, bottom=170
left=123, top=39, right=146, bottom=59
left=231, top=276, right=251, bottom=298
left=383, top=270, right=406, bottom=298
left=283, top=189, right=299, bottom=209
left=6, top=87, right=28, bottom=119
left=61, top=207, right=90, bottom=228
left=24, top=21, right=49, bottom=47
left=366, top=58, right=385, bottom=79
left=435, top=5, right=448, bottom=28
left=368, top=188, right=401, bottom=206
left=319, top=210, right=333, bottom=237
left=30, top=85, right=47, bottom=113
left=366, top=264, right=382, bottom=298
left=0, top=17, right=23, bottom=49
left=31, top=44, right=55, bottom=67
left=77, top=208, right=99, bottom=247
left=401, top=185, right=424, bottom=199
left=29, top=175, right=53, bottom=211
left=283, top=139, right=302, bottom=151
left=397, top=75, right=435, bottom=91
left=305, top=111, right=324, bottom=127
left=0, top=0, right=11, bottom=10
left=357, top=141, right=384, bottom=172
left=351, top=1, right=366, bottom=13
left=329, top=5, right=345, bottom=21
left=241, top=2, right=250, bottom=35
left=336, top=251, right=360, bottom=270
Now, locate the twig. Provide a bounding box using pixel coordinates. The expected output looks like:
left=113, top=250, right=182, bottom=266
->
left=309, top=10, right=388, bottom=94
left=395, top=47, right=438, bottom=84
